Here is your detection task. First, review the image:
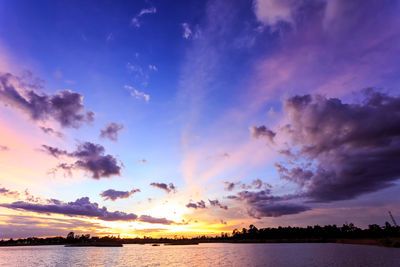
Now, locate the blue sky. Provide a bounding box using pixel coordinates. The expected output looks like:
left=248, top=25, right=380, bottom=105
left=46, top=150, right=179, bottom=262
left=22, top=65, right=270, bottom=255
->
left=0, top=0, right=400, bottom=238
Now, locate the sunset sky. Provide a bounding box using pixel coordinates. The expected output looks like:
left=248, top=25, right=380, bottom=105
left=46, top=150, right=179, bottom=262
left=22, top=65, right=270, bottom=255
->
left=1, top=0, right=400, bottom=239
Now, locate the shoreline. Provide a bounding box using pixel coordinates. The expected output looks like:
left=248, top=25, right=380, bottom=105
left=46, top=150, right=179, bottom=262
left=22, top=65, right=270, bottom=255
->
left=1, top=238, right=399, bottom=248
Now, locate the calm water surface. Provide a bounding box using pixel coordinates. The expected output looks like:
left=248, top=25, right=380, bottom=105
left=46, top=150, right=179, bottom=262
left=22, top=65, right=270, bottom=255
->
left=0, top=243, right=399, bottom=267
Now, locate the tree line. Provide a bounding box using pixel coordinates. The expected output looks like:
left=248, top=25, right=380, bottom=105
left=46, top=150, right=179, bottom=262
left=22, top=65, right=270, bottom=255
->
left=1, top=222, right=399, bottom=246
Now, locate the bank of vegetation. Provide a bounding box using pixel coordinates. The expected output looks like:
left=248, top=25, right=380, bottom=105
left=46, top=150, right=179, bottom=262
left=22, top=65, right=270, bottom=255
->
left=1, top=222, right=399, bottom=248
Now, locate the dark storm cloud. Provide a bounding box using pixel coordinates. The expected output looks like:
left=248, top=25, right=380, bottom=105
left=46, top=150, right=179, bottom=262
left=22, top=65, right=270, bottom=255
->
left=138, top=215, right=175, bottom=225
left=100, top=188, right=141, bottom=201
left=228, top=190, right=309, bottom=218
left=208, top=199, right=228, bottom=210
left=150, top=182, right=177, bottom=193
left=0, top=197, right=138, bottom=221
left=186, top=200, right=206, bottom=209
left=249, top=125, right=276, bottom=143
left=42, top=142, right=121, bottom=179
left=248, top=202, right=311, bottom=219
left=0, top=72, right=94, bottom=128
left=100, top=122, right=124, bottom=141
left=230, top=190, right=292, bottom=202
left=257, top=90, right=400, bottom=202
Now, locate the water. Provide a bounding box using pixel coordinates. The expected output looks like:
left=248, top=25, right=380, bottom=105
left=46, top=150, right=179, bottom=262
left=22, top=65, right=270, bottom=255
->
left=0, top=243, right=399, bottom=267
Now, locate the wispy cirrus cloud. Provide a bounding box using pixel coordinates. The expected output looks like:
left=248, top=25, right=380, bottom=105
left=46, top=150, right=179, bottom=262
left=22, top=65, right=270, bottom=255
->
left=126, top=62, right=144, bottom=76
left=124, top=85, right=150, bottom=102
left=253, top=0, right=296, bottom=27
left=181, top=23, right=200, bottom=40
left=148, top=65, right=157, bottom=71
left=131, top=6, right=157, bottom=28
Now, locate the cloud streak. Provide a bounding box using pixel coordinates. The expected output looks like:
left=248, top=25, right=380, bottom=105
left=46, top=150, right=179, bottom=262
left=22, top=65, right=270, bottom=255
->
left=186, top=200, right=206, bottom=209
left=228, top=190, right=309, bottom=218
left=0, top=197, right=138, bottom=221
left=125, top=85, right=150, bottom=102
left=150, top=182, right=177, bottom=194
left=100, top=188, right=140, bottom=201
left=39, top=126, right=63, bottom=138
left=138, top=215, right=174, bottom=225
left=131, top=6, right=157, bottom=28
left=0, top=197, right=178, bottom=225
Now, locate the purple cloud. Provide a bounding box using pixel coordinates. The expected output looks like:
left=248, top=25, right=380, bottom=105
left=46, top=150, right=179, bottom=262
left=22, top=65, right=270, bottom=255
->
left=248, top=202, right=311, bottom=219
left=186, top=200, right=206, bottom=209
left=0, top=186, right=19, bottom=198
left=259, top=90, right=400, bottom=202
left=41, top=145, right=69, bottom=158
left=100, top=122, right=124, bottom=141
left=0, top=197, right=138, bottom=221
left=40, top=126, right=63, bottom=138
left=224, top=179, right=271, bottom=191
left=0, top=72, right=94, bottom=128
left=228, top=190, right=309, bottom=218
left=100, top=188, right=140, bottom=201
left=150, top=182, right=177, bottom=193
left=42, top=142, right=121, bottom=179
left=208, top=199, right=228, bottom=210
left=223, top=182, right=237, bottom=191
left=138, top=215, right=174, bottom=225
left=250, top=126, right=276, bottom=143
left=251, top=179, right=271, bottom=190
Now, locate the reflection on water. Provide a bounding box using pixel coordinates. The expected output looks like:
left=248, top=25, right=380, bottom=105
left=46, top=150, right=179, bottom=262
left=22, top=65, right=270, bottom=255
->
left=0, top=243, right=399, bottom=267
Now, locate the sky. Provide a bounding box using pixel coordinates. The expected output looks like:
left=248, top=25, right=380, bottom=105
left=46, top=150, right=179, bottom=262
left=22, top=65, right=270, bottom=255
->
left=0, top=0, right=400, bottom=239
